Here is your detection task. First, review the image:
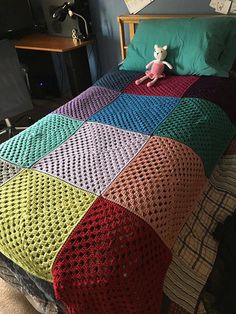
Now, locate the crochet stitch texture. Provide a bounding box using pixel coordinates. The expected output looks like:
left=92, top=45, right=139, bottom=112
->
left=0, top=70, right=235, bottom=314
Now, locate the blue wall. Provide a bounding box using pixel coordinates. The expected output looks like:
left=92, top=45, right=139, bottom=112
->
left=88, top=0, right=215, bottom=76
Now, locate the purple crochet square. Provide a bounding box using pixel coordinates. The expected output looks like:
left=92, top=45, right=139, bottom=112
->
left=54, top=86, right=120, bottom=120
left=33, top=122, right=148, bottom=195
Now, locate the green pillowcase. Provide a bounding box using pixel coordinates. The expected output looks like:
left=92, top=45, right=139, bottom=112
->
left=219, top=19, right=236, bottom=75
left=120, top=17, right=236, bottom=77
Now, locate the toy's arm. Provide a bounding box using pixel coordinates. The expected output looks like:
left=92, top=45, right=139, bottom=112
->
left=162, top=61, right=173, bottom=69
left=146, top=60, right=154, bottom=69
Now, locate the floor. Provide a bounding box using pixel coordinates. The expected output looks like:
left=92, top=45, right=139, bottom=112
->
left=0, top=97, right=67, bottom=144
left=0, top=278, right=40, bottom=314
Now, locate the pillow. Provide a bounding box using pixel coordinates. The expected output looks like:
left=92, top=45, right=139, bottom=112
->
left=219, top=18, right=236, bottom=75
left=120, top=17, right=235, bottom=77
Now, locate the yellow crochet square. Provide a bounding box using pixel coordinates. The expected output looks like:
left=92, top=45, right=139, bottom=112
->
left=0, top=169, right=96, bottom=281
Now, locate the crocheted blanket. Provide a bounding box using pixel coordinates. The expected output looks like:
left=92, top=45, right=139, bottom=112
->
left=0, top=69, right=235, bottom=314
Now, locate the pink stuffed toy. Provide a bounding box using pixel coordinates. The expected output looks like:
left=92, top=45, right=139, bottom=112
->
left=135, top=44, right=173, bottom=87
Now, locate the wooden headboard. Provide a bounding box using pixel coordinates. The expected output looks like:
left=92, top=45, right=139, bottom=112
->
left=117, top=14, right=234, bottom=60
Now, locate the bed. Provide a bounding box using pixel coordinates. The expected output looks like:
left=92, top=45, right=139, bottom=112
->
left=0, top=14, right=236, bottom=314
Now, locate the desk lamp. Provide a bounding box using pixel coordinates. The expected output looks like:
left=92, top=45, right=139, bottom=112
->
left=52, top=2, right=89, bottom=40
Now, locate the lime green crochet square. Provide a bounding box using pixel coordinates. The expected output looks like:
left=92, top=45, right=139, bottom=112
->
left=0, top=114, right=83, bottom=168
left=0, top=169, right=96, bottom=281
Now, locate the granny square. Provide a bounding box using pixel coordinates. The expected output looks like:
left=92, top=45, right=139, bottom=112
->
left=0, top=159, right=21, bottom=186
left=0, top=114, right=83, bottom=168
left=0, top=169, right=96, bottom=281
left=33, top=122, right=148, bottom=195
left=89, top=94, right=180, bottom=135
left=54, top=86, right=120, bottom=120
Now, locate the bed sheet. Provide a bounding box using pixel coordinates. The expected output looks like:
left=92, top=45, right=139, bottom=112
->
left=0, top=69, right=235, bottom=314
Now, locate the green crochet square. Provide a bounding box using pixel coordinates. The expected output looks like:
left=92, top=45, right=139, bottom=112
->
left=0, top=114, right=83, bottom=168
left=0, top=169, right=96, bottom=281
left=154, top=98, right=236, bottom=177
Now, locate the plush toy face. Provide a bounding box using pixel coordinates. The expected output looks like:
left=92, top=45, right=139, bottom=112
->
left=154, top=44, right=167, bottom=62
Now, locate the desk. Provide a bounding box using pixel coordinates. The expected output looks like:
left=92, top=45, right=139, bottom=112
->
left=15, top=33, right=93, bottom=97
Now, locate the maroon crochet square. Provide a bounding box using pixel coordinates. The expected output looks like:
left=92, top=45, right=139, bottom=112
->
left=183, top=76, right=236, bottom=124
left=52, top=197, right=171, bottom=314
left=226, top=137, right=236, bottom=155
left=124, top=75, right=199, bottom=97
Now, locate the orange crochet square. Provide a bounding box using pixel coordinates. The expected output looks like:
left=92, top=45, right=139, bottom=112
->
left=103, top=136, right=207, bottom=249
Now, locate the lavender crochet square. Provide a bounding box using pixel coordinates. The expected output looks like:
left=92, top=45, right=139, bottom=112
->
left=54, top=86, right=120, bottom=120
left=33, top=122, right=148, bottom=195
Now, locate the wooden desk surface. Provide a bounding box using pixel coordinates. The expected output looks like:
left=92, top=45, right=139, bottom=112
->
left=15, top=33, right=93, bottom=52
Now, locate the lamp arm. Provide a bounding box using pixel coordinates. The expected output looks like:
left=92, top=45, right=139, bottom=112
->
left=68, top=10, right=89, bottom=37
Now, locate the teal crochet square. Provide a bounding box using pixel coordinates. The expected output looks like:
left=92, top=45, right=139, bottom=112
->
left=0, top=114, right=83, bottom=168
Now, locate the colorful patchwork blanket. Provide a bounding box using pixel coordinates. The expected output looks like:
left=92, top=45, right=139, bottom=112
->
left=0, top=69, right=235, bottom=314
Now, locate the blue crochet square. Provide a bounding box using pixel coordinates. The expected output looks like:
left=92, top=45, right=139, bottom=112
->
left=89, top=94, right=180, bottom=135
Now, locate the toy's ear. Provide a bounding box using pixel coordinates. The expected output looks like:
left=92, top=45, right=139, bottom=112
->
left=154, top=44, right=159, bottom=50
left=163, top=45, right=167, bottom=50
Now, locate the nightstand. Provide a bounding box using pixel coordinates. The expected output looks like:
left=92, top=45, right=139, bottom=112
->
left=15, top=33, right=93, bottom=97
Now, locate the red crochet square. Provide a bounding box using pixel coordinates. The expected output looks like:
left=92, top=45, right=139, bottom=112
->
left=52, top=197, right=171, bottom=314
left=124, top=75, right=199, bottom=97
left=226, top=137, right=236, bottom=155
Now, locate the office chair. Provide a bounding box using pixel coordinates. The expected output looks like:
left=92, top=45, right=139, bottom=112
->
left=0, top=40, right=33, bottom=139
